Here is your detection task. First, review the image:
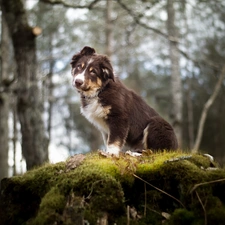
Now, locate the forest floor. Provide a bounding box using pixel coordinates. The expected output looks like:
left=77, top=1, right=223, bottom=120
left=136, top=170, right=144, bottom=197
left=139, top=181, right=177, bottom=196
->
left=1, top=150, right=225, bottom=225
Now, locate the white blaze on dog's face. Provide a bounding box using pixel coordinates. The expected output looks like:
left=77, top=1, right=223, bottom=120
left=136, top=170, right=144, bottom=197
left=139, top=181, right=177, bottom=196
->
left=72, top=60, right=91, bottom=87
left=72, top=58, right=102, bottom=97
left=71, top=46, right=114, bottom=98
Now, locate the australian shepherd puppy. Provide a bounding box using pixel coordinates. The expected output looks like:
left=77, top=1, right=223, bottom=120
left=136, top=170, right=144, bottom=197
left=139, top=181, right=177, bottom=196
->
left=70, top=46, right=178, bottom=155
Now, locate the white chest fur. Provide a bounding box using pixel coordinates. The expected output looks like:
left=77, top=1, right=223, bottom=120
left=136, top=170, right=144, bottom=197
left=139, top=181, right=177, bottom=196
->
left=81, top=98, right=110, bottom=134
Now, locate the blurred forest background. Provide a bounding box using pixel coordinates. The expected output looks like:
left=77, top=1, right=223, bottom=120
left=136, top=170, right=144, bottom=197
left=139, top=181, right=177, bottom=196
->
left=0, top=0, right=225, bottom=181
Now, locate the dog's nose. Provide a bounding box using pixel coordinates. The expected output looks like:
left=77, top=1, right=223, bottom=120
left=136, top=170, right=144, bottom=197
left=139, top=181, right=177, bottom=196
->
left=75, top=79, right=83, bottom=87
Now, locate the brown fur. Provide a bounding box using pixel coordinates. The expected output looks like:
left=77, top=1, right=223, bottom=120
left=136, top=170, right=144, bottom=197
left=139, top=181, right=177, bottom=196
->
left=71, top=46, right=178, bottom=155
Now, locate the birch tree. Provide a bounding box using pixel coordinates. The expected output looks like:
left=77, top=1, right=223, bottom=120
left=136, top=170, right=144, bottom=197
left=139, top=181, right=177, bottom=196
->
left=105, top=0, right=113, bottom=58
left=166, top=0, right=183, bottom=147
left=0, top=0, right=49, bottom=170
left=0, top=13, right=10, bottom=180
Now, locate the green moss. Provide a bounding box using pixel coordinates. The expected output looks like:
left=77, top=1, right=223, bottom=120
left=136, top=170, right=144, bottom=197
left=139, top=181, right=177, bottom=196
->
left=187, top=154, right=214, bottom=168
left=12, top=161, right=65, bottom=196
left=1, top=151, right=225, bottom=225
left=207, top=206, right=225, bottom=225
left=28, top=187, right=66, bottom=225
left=83, top=154, right=121, bottom=177
left=168, top=208, right=195, bottom=225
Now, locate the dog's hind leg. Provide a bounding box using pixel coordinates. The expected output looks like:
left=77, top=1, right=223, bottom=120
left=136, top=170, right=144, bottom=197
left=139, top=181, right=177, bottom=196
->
left=142, top=116, right=178, bottom=151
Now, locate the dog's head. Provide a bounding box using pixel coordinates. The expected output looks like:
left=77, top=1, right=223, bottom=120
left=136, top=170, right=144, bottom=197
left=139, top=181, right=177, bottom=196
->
left=70, top=46, right=114, bottom=97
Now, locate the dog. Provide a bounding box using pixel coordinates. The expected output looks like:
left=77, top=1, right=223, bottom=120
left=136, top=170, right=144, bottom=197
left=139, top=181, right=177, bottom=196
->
left=70, top=46, right=178, bottom=155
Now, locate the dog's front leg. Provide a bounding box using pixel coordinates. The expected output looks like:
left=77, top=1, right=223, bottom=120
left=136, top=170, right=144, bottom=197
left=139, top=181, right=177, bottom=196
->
left=106, top=122, right=129, bottom=156
left=106, top=143, right=121, bottom=156
left=101, top=132, right=107, bottom=147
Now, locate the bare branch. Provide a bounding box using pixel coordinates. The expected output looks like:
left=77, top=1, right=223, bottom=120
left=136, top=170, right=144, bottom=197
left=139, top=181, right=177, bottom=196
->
left=192, top=64, right=225, bottom=153
left=144, top=183, right=147, bottom=217
left=133, top=173, right=186, bottom=208
left=127, top=205, right=130, bottom=225
left=40, top=0, right=220, bottom=71
left=195, top=191, right=207, bottom=225
left=117, top=0, right=220, bottom=70
left=190, top=178, right=225, bottom=194
left=39, top=0, right=100, bottom=9
left=179, top=49, right=220, bottom=70
left=117, top=0, right=168, bottom=39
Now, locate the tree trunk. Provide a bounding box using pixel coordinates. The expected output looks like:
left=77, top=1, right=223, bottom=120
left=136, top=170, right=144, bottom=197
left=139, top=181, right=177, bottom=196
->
left=105, top=0, right=113, bottom=59
left=183, top=2, right=194, bottom=149
left=47, top=35, right=54, bottom=145
left=166, top=0, right=183, bottom=147
left=192, top=64, right=225, bottom=153
left=187, top=78, right=194, bottom=149
left=1, top=0, right=49, bottom=170
left=12, top=100, right=18, bottom=175
left=0, top=12, right=10, bottom=181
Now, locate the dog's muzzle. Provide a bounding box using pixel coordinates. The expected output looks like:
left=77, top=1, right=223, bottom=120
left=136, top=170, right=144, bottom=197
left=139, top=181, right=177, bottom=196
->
left=75, top=78, right=83, bottom=88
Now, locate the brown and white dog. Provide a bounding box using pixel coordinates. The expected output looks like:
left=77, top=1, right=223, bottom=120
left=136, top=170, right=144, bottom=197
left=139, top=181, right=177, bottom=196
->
left=71, top=46, right=178, bottom=155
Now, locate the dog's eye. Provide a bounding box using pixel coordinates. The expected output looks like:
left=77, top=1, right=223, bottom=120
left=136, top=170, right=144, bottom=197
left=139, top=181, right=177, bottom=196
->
left=76, top=64, right=82, bottom=70
left=89, top=67, right=96, bottom=75
left=77, top=62, right=85, bottom=70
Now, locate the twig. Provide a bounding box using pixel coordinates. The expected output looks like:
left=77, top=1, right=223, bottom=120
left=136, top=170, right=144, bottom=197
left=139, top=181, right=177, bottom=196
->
left=117, top=0, right=220, bottom=70
left=85, top=180, right=103, bottom=199
left=133, top=174, right=185, bottom=208
left=192, top=63, right=225, bottom=152
left=117, top=0, right=168, bottom=39
left=190, top=178, right=225, bottom=194
left=40, top=0, right=100, bottom=10
left=127, top=205, right=130, bottom=225
left=144, top=183, right=147, bottom=217
left=145, top=206, right=161, bottom=215
left=196, top=191, right=207, bottom=225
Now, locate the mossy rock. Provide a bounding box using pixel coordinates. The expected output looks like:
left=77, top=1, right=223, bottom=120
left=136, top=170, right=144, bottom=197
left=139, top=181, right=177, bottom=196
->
left=1, top=151, right=225, bottom=225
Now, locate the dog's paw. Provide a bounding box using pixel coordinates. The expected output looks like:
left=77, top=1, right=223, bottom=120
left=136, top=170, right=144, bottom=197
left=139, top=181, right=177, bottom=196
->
left=125, top=150, right=142, bottom=157
left=98, top=150, right=109, bottom=158
left=106, top=145, right=120, bottom=156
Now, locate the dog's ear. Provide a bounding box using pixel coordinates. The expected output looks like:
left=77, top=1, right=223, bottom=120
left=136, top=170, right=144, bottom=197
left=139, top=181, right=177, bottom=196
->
left=80, top=46, right=96, bottom=56
left=70, top=46, right=96, bottom=67
left=70, top=54, right=80, bottom=67
left=100, top=56, right=114, bottom=82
